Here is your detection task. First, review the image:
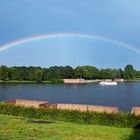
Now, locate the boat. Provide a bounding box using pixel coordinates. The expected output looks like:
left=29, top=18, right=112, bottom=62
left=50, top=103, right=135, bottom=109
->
left=99, top=81, right=118, bottom=86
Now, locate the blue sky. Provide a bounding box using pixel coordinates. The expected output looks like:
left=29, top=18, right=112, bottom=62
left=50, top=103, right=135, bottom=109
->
left=0, top=0, right=140, bottom=69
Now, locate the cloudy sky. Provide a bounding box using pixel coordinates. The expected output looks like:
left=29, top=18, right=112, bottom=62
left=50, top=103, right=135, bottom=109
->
left=0, top=0, right=140, bottom=69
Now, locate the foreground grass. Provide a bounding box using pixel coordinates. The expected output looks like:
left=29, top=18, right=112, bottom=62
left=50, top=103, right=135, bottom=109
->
left=0, top=114, right=139, bottom=140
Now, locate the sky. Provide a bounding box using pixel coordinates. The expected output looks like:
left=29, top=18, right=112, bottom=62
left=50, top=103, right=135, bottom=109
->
left=0, top=0, right=140, bottom=69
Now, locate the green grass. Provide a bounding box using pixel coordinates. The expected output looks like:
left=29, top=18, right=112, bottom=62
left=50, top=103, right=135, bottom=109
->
left=126, top=78, right=140, bottom=82
left=0, top=80, right=37, bottom=84
left=0, top=114, right=139, bottom=140
left=0, top=80, right=56, bottom=84
left=0, top=80, right=63, bottom=84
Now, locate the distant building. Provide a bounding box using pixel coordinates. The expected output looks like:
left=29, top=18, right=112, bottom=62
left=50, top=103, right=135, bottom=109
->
left=64, top=78, right=85, bottom=84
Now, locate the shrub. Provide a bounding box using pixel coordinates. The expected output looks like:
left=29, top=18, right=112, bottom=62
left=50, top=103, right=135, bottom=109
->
left=50, top=79, right=64, bottom=84
left=0, top=103, right=140, bottom=128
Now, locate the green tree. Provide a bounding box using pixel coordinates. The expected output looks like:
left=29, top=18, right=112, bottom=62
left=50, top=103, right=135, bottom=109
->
left=124, top=64, right=135, bottom=79
left=60, top=66, right=74, bottom=78
left=119, top=68, right=124, bottom=79
left=0, top=65, right=9, bottom=81
left=28, top=67, right=36, bottom=81
left=99, top=69, right=112, bottom=79
left=74, top=66, right=86, bottom=79
left=135, top=70, right=140, bottom=78
left=74, top=66, right=99, bottom=79
left=18, top=66, right=29, bottom=80
left=9, top=67, right=20, bottom=80
left=34, top=69, right=44, bottom=83
left=43, top=67, right=60, bottom=80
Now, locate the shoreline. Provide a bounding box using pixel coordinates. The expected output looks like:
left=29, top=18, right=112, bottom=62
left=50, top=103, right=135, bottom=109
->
left=0, top=80, right=63, bottom=84
left=0, top=79, right=140, bottom=84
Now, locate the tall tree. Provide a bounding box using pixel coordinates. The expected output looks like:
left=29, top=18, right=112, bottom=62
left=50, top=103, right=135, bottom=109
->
left=0, top=65, right=9, bottom=81
left=9, top=67, right=20, bottom=80
left=124, top=64, right=135, bottom=79
left=62, top=66, right=74, bottom=78
left=34, top=69, right=44, bottom=82
left=74, top=66, right=99, bottom=79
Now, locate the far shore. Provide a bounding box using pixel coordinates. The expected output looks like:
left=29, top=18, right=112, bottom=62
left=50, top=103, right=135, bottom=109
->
left=125, top=79, right=140, bottom=82
left=0, top=80, right=51, bottom=84
left=0, top=79, right=140, bottom=84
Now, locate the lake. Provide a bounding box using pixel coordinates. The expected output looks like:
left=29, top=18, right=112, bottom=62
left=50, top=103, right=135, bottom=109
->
left=0, top=82, right=140, bottom=112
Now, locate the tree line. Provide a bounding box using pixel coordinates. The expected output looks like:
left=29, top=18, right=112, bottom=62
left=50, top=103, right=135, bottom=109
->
left=0, top=64, right=139, bottom=82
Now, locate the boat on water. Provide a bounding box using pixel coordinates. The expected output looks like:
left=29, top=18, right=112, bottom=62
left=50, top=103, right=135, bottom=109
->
left=99, top=81, right=118, bottom=86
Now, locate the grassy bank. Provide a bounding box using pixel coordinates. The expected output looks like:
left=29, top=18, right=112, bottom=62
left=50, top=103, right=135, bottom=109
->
left=1, top=79, right=140, bottom=84
left=85, top=79, right=101, bottom=83
left=0, top=114, right=140, bottom=140
left=0, top=80, right=37, bottom=84
left=125, top=78, right=140, bottom=82
left=0, top=79, right=64, bottom=84
left=1, top=104, right=140, bottom=128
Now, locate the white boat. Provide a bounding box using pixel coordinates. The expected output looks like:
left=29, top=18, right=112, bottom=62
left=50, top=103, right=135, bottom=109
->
left=99, top=81, right=118, bottom=86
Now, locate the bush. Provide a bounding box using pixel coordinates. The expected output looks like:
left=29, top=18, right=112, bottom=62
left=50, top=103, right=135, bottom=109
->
left=50, top=79, right=64, bottom=84
left=0, top=103, right=140, bottom=128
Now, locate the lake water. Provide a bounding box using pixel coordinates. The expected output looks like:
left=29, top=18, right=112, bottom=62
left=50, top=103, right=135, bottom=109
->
left=0, top=82, right=140, bottom=112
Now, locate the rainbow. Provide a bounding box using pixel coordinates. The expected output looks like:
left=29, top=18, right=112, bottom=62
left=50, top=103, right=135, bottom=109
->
left=0, top=32, right=140, bottom=54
